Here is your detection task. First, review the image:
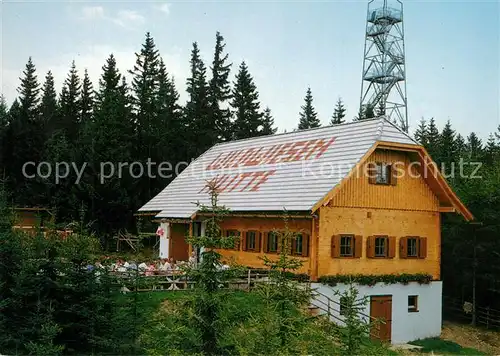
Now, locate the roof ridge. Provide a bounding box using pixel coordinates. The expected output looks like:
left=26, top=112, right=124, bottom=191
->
left=211, top=117, right=382, bottom=148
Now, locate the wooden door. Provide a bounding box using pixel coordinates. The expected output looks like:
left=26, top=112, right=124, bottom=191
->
left=370, top=295, right=392, bottom=342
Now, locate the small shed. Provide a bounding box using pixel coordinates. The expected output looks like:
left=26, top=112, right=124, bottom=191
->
left=12, top=207, right=54, bottom=232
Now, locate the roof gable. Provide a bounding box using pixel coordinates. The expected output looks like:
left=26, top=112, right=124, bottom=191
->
left=139, top=118, right=417, bottom=218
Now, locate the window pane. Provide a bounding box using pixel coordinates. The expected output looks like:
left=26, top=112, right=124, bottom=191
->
left=375, top=237, right=387, bottom=257
left=407, top=238, right=417, bottom=257
left=247, top=231, right=256, bottom=250
left=296, top=234, right=303, bottom=255
left=268, top=232, right=278, bottom=252
left=340, top=235, right=353, bottom=256
left=376, top=163, right=390, bottom=184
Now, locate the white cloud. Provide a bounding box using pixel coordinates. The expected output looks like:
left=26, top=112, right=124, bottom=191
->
left=112, top=10, right=145, bottom=27
left=157, top=3, right=171, bottom=15
left=79, top=6, right=145, bottom=28
left=81, top=6, right=105, bottom=20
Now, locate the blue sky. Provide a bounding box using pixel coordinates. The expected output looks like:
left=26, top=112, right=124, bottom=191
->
left=1, top=0, right=499, bottom=140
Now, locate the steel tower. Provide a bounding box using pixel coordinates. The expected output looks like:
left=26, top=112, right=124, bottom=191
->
left=360, top=0, right=408, bottom=132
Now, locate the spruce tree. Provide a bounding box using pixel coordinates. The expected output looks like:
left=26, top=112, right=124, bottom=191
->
left=18, top=57, right=41, bottom=122
left=364, top=104, right=375, bottom=119
left=0, top=96, right=7, bottom=175
left=80, top=69, right=94, bottom=123
left=59, top=61, right=81, bottom=140
left=484, top=134, right=498, bottom=165
left=129, top=32, right=161, bottom=204
left=426, top=118, right=440, bottom=159
left=185, top=42, right=213, bottom=156
left=455, top=134, right=466, bottom=159
left=466, top=132, right=483, bottom=160
left=209, top=31, right=233, bottom=142
left=439, top=120, right=456, bottom=165
left=261, top=107, right=277, bottom=135
left=330, top=97, right=346, bottom=125
left=414, top=118, right=428, bottom=146
left=10, top=58, right=44, bottom=205
left=154, top=59, right=184, bottom=187
left=376, top=101, right=386, bottom=117
left=82, top=54, right=134, bottom=234
left=298, top=87, right=320, bottom=130
left=39, top=71, right=58, bottom=137
left=231, top=61, right=264, bottom=139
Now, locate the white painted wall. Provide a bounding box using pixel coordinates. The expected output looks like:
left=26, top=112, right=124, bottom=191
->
left=158, top=222, right=170, bottom=259
left=311, top=281, right=443, bottom=344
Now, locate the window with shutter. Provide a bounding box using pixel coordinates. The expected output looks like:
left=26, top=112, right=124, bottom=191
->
left=226, top=230, right=241, bottom=250
left=374, top=236, right=388, bottom=257
left=245, top=231, right=259, bottom=251
left=407, top=237, right=418, bottom=257
left=369, top=162, right=396, bottom=186
left=267, top=231, right=279, bottom=253
left=340, top=235, right=354, bottom=257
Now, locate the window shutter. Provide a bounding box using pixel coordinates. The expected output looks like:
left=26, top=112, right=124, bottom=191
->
left=388, top=236, right=396, bottom=258
left=418, top=237, right=427, bottom=259
left=354, top=235, right=362, bottom=258
left=400, top=236, right=408, bottom=259
left=242, top=232, right=248, bottom=251
left=277, top=234, right=282, bottom=254
left=390, top=164, right=398, bottom=186
left=368, top=162, right=377, bottom=184
left=302, top=234, right=309, bottom=257
left=366, top=235, right=375, bottom=258
left=255, top=232, right=262, bottom=252
left=331, top=235, right=340, bottom=258
left=263, top=232, right=269, bottom=253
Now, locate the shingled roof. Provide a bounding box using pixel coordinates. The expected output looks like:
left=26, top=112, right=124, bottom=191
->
left=139, top=117, right=421, bottom=218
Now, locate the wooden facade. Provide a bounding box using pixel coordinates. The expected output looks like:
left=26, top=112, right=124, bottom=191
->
left=155, top=145, right=471, bottom=281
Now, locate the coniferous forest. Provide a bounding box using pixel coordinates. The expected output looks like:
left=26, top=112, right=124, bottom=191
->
left=1, top=31, right=500, bottom=313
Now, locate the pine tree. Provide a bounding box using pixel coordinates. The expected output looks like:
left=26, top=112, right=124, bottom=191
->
left=330, top=97, right=346, bottom=125
left=82, top=54, right=135, bottom=234
left=376, top=101, right=386, bottom=117
left=426, top=118, right=440, bottom=159
left=209, top=31, right=233, bottom=142
left=59, top=61, right=81, bottom=141
left=9, top=58, right=44, bottom=205
left=484, top=134, right=498, bottom=165
left=18, top=57, right=40, bottom=122
left=298, top=87, right=320, bottom=130
left=260, top=107, right=277, bottom=135
left=129, top=32, right=161, bottom=204
left=0, top=96, right=7, bottom=173
left=80, top=69, right=94, bottom=123
left=414, top=118, right=428, bottom=146
left=364, top=104, right=375, bottom=119
left=231, top=61, right=264, bottom=140
left=130, top=32, right=160, bottom=130
left=185, top=42, right=213, bottom=156
left=439, top=120, right=456, bottom=165
left=455, top=134, right=466, bottom=159
left=466, top=132, right=483, bottom=160
left=39, top=71, right=58, bottom=137
left=154, top=59, right=184, bottom=186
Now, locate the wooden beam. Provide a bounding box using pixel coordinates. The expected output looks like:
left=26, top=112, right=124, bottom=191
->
left=194, top=212, right=312, bottom=219
left=439, top=206, right=456, bottom=213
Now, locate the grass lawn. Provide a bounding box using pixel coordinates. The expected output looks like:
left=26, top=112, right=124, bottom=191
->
left=409, top=338, right=487, bottom=355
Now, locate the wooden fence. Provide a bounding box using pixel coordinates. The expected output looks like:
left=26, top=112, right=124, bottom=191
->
left=443, top=295, right=500, bottom=329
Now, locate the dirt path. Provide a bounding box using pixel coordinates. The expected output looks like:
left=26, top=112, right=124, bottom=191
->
left=440, top=321, right=500, bottom=355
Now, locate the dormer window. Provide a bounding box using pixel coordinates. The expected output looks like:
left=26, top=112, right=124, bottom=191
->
left=376, top=163, right=391, bottom=184
left=368, top=162, right=397, bottom=186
